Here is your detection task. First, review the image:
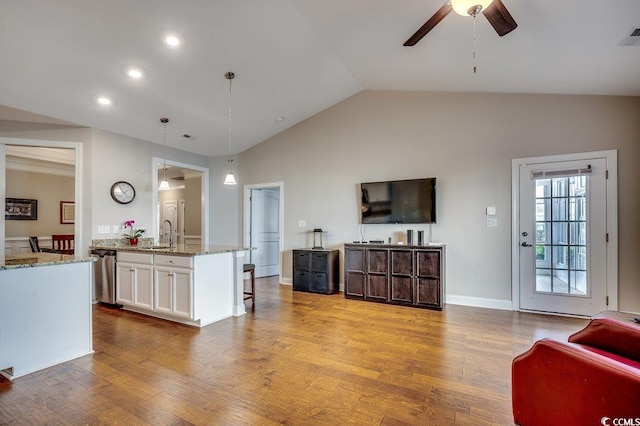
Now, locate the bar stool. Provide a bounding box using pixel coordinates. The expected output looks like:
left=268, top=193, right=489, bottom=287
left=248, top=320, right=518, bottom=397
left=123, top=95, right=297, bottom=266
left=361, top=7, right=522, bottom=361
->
left=243, top=263, right=255, bottom=303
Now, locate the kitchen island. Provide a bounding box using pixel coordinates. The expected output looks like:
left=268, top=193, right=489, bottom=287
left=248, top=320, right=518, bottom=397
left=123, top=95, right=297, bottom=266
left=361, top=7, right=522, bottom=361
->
left=0, top=253, right=95, bottom=380
left=90, top=243, right=250, bottom=327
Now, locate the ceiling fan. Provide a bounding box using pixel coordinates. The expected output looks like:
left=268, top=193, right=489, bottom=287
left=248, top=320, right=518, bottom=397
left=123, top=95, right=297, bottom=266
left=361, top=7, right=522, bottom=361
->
left=404, top=0, right=517, bottom=46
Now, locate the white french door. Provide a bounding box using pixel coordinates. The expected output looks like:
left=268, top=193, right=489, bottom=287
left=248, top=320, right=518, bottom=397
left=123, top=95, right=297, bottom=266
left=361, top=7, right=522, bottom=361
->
left=514, top=151, right=617, bottom=316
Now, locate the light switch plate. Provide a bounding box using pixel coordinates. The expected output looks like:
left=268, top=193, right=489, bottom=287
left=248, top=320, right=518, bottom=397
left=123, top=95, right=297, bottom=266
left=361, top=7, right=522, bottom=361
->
left=298, top=220, right=307, bottom=228
left=486, top=206, right=497, bottom=216
left=98, top=226, right=110, bottom=234
left=112, top=225, right=120, bottom=233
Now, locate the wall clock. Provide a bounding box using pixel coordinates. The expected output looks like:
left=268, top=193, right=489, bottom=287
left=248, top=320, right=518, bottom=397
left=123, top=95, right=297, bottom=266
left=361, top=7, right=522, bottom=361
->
left=110, top=181, right=136, bottom=204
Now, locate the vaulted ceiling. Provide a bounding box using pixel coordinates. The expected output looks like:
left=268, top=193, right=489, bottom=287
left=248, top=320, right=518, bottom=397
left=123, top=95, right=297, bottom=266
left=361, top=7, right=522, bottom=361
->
left=1, top=1, right=639, bottom=156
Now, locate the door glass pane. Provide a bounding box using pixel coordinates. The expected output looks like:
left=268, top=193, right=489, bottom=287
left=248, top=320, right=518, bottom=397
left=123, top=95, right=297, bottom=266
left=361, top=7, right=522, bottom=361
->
left=535, top=176, right=588, bottom=296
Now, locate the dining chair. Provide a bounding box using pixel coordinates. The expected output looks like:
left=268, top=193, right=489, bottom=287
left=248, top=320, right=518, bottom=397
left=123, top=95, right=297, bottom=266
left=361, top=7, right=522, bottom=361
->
left=51, top=234, right=75, bottom=254
left=29, top=236, right=58, bottom=253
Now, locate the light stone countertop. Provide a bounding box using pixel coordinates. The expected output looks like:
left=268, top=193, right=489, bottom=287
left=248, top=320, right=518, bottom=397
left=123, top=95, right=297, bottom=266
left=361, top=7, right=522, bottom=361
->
left=0, top=252, right=96, bottom=270
left=89, top=243, right=252, bottom=257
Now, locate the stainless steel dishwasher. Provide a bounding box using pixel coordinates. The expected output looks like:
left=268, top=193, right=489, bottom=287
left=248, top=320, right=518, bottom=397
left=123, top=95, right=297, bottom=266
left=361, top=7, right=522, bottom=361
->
left=91, top=249, right=118, bottom=305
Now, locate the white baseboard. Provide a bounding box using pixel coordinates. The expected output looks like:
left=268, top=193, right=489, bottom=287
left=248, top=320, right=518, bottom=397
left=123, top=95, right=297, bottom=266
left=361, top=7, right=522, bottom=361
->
left=281, top=278, right=292, bottom=286
left=445, top=294, right=513, bottom=311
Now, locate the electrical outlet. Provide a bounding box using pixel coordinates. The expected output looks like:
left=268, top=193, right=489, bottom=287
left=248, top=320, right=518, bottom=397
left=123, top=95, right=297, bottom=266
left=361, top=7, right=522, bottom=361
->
left=487, top=217, right=498, bottom=227
left=298, top=220, right=307, bottom=228
left=112, top=225, right=120, bottom=234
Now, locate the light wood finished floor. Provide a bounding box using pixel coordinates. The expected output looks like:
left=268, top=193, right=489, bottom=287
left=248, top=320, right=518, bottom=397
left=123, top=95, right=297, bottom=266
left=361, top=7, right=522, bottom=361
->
left=0, top=277, right=588, bottom=425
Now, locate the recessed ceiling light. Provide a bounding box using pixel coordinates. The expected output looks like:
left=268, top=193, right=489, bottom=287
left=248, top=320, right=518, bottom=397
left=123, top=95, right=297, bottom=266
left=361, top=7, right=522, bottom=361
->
left=127, top=68, right=143, bottom=79
left=275, top=116, right=285, bottom=122
left=164, top=35, right=180, bottom=47
left=97, top=96, right=112, bottom=105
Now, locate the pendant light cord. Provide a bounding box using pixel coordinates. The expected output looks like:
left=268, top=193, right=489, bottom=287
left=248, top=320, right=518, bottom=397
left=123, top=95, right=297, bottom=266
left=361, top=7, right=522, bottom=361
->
left=161, top=117, right=169, bottom=181
left=226, top=72, right=235, bottom=167
left=473, top=14, right=478, bottom=74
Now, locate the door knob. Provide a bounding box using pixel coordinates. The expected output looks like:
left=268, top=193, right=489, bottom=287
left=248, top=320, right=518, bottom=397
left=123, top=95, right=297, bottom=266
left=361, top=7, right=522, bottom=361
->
left=521, top=242, right=533, bottom=247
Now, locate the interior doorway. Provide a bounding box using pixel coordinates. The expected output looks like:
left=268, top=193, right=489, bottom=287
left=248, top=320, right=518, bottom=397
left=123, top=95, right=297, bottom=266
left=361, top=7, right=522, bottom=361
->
left=1, top=138, right=82, bottom=255
left=512, top=150, right=618, bottom=316
left=244, top=183, right=283, bottom=279
left=153, top=158, right=209, bottom=246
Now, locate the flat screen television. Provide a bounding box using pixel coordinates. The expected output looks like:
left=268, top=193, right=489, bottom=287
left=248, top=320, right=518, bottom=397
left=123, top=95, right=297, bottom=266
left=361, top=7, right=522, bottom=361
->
left=360, top=177, right=436, bottom=224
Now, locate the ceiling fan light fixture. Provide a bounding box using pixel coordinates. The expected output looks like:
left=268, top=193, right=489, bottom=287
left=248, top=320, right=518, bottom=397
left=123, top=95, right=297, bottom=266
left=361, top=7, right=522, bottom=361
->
left=451, top=0, right=492, bottom=16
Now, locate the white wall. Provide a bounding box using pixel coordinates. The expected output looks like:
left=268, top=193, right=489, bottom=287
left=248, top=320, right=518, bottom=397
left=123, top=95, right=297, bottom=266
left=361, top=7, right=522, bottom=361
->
left=0, top=122, right=240, bottom=253
left=238, top=91, right=640, bottom=312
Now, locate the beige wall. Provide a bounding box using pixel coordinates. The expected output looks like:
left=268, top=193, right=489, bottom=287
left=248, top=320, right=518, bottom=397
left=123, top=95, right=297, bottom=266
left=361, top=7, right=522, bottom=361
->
left=184, top=176, right=202, bottom=235
left=5, top=169, right=75, bottom=238
left=238, top=90, right=640, bottom=313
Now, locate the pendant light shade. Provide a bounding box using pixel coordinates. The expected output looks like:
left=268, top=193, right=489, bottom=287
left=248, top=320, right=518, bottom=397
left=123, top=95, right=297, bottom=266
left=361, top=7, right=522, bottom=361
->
left=159, top=117, right=170, bottom=191
left=159, top=179, right=170, bottom=191
left=224, top=170, right=236, bottom=185
left=223, top=71, right=237, bottom=185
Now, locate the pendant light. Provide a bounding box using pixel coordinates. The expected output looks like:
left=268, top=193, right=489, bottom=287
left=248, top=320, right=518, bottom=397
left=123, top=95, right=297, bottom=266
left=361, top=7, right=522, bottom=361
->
left=223, top=71, right=237, bottom=185
left=159, top=117, right=171, bottom=191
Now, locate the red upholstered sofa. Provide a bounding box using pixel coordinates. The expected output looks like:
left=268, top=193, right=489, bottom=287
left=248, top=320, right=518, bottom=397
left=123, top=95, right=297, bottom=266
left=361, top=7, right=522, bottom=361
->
left=512, top=316, right=640, bottom=426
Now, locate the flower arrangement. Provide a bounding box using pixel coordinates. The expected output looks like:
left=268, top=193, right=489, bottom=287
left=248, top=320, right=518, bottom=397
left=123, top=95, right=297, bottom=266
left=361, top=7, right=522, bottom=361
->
left=123, top=219, right=146, bottom=239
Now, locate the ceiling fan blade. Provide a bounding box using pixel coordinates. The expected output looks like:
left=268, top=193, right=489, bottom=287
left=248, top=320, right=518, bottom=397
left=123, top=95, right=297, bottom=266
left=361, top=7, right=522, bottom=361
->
left=482, top=0, right=517, bottom=36
left=403, top=2, right=453, bottom=46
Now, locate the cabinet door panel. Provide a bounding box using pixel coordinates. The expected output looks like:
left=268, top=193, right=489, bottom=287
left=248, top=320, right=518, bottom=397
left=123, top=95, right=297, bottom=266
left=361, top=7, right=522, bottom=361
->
left=367, top=275, right=388, bottom=300
left=293, top=271, right=310, bottom=292
left=391, top=250, right=412, bottom=275
left=416, top=251, right=440, bottom=277
left=345, top=272, right=365, bottom=297
left=391, top=276, right=413, bottom=303
left=133, top=264, right=154, bottom=310
left=116, top=263, right=134, bottom=306
left=367, top=249, right=388, bottom=273
left=172, top=268, right=193, bottom=319
left=293, top=251, right=311, bottom=271
left=310, top=253, right=328, bottom=272
left=154, top=266, right=172, bottom=314
left=345, top=248, right=365, bottom=272
left=309, top=272, right=328, bottom=293
left=416, top=278, right=441, bottom=307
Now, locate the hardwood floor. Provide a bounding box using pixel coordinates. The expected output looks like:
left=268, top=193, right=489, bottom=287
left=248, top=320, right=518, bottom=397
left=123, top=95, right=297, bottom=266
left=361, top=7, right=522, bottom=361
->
left=0, top=277, right=588, bottom=425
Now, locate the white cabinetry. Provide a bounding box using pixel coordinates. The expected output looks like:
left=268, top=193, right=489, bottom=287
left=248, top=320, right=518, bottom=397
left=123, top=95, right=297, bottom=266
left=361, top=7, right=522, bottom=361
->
left=113, top=249, right=239, bottom=327
left=116, top=252, right=154, bottom=310
left=153, top=255, right=193, bottom=319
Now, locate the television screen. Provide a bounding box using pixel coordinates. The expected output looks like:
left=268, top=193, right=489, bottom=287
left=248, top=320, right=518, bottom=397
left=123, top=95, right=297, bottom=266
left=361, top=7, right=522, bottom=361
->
left=360, top=178, right=436, bottom=224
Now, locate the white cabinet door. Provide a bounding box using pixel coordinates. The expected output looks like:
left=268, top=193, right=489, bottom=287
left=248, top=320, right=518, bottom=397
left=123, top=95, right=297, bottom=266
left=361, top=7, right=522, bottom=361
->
left=133, top=263, right=154, bottom=310
left=116, top=262, right=134, bottom=306
left=154, top=265, right=173, bottom=315
left=172, top=267, right=193, bottom=319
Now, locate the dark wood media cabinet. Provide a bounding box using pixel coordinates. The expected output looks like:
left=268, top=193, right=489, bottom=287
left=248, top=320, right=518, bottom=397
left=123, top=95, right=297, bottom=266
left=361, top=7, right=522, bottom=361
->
left=344, top=243, right=445, bottom=310
left=292, top=249, right=339, bottom=294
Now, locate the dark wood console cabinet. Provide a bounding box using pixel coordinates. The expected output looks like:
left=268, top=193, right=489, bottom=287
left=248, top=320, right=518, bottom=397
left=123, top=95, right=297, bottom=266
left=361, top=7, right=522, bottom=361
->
left=344, top=244, right=445, bottom=310
left=292, top=249, right=339, bottom=294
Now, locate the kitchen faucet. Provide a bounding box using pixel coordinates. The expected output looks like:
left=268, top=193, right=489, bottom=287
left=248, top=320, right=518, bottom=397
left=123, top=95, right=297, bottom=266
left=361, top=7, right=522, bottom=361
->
left=161, top=219, right=174, bottom=249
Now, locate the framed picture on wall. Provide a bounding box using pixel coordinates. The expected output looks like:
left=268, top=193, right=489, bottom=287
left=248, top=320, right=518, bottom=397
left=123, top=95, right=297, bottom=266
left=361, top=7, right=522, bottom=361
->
left=5, top=198, right=38, bottom=220
left=60, top=201, right=75, bottom=224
